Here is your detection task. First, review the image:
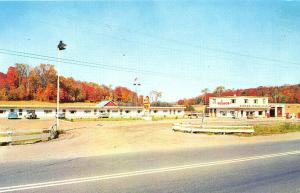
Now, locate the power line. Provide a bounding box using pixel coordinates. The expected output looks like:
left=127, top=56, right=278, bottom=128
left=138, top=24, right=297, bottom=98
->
left=0, top=49, right=202, bottom=80
left=28, top=17, right=300, bottom=69
left=0, top=48, right=296, bottom=84
left=58, top=13, right=300, bottom=68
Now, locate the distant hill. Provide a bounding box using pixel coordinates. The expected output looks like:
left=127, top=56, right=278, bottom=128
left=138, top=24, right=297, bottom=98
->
left=178, top=84, right=300, bottom=106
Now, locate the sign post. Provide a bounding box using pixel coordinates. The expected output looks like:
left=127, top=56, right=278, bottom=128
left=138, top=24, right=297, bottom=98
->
left=143, top=96, right=151, bottom=119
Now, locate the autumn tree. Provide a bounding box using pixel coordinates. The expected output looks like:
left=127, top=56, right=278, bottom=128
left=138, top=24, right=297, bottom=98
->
left=16, top=63, right=30, bottom=98
left=150, top=90, right=162, bottom=102
left=214, top=86, right=225, bottom=97
left=6, top=66, right=18, bottom=90
left=201, top=88, right=209, bottom=105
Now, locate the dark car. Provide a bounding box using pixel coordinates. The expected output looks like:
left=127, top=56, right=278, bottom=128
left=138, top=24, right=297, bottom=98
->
left=187, top=112, right=202, bottom=119
left=8, top=112, right=19, bottom=119
left=25, top=112, right=37, bottom=119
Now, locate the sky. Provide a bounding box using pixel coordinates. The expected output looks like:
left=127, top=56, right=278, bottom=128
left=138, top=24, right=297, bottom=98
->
left=0, top=1, right=300, bottom=102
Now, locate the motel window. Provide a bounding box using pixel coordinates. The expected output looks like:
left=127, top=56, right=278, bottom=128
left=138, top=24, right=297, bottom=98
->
left=0, top=110, right=6, bottom=114
left=137, top=110, right=141, bottom=113
left=154, top=110, right=158, bottom=113
left=231, top=99, right=236, bottom=104
left=178, top=110, right=182, bottom=113
left=107, top=110, right=110, bottom=113
left=70, top=110, right=77, bottom=114
left=230, top=111, right=235, bottom=116
left=19, top=109, right=23, bottom=116
left=125, top=110, right=130, bottom=113
left=112, top=110, right=118, bottom=113
left=254, top=99, right=258, bottom=104
left=244, top=99, right=248, bottom=103
left=213, top=99, right=216, bottom=104
left=163, top=110, right=168, bottom=113
left=263, top=99, right=266, bottom=104
left=100, top=110, right=105, bottom=113
left=44, top=110, right=52, bottom=114
left=94, top=109, right=97, bottom=114
left=259, top=111, right=263, bottom=115
left=84, top=110, right=91, bottom=113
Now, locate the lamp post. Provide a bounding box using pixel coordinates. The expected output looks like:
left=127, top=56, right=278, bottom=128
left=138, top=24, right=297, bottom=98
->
left=56, top=41, right=66, bottom=130
left=133, top=78, right=141, bottom=106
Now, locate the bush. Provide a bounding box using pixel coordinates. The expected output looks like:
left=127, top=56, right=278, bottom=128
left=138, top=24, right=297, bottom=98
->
left=185, top=105, right=195, bottom=111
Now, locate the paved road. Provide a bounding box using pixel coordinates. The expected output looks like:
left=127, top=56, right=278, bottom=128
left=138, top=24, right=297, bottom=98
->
left=0, top=140, right=300, bottom=193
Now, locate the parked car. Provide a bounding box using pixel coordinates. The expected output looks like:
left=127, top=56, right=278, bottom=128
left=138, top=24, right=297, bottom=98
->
left=247, top=114, right=254, bottom=119
left=25, top=112, right=37, bottom=119
left=56, top=113, right=66, bottom=119
left=187, top=112, right=202, bottom=119
left=8, top=112, right=19, bottom=119
left=98, top=113, right=109, bottom=118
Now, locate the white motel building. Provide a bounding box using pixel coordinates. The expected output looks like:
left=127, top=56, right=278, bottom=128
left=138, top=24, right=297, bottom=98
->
left=208, top=96, right=285, bottom=118
left=0, top=100, right=185, bottom=119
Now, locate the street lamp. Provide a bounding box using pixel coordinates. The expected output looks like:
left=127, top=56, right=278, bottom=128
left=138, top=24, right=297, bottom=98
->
left=56, top=41, right=66, bottom=130
left=133, top=77, right=141, bottom=106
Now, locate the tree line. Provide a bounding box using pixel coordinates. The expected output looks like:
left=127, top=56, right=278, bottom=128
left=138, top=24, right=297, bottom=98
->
left=178, top=85, right=300, bottom=106
left=0, top=64, right=143, bottom=104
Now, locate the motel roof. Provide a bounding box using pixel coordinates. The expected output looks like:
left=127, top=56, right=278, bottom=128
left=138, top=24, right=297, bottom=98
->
left=96, top=100, right=117, bottom=107
left=0, top=101, right=185, bottom=109
left=209, top=96, right=269, bottom=99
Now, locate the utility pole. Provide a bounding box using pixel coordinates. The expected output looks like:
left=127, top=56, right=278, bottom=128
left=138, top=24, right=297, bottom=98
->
left=56, top=41, right=66, bottom=130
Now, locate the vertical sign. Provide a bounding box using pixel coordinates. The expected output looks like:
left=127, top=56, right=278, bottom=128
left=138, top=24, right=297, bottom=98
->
left=143, top=96, right=150, bottom=110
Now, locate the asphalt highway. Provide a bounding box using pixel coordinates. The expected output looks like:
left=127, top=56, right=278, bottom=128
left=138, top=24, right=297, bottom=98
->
left=0, top=139, right=300, bottom=193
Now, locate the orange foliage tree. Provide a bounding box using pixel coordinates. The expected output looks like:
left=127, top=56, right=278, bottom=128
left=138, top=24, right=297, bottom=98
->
left=0, top=64, right=138, bottom=104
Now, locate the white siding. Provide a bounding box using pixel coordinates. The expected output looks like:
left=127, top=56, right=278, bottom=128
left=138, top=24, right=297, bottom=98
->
left=0, top=106, right=185, bottom=119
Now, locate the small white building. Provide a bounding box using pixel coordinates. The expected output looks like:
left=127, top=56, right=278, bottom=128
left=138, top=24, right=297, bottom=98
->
left=208, top=96, right=285, bottom=118
left=0, top=101, right=185, bottom=119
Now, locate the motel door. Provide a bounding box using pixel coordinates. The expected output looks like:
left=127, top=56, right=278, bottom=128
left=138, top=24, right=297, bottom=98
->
left=277, top=107, right=282, bottom=117
left=270, top=108, right=275, bottom=117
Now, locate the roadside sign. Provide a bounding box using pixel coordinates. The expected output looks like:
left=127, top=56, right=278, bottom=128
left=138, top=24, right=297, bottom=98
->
left=143, top=96, right=150, bottom=110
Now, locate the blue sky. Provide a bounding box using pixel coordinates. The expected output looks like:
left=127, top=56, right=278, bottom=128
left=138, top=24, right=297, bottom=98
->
left=0, top=1, right=299, bottom=101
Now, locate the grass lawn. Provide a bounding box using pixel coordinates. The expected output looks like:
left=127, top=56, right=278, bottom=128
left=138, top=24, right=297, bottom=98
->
left=65, top=117, right=144, bottom=122
left=253, top=123, right=300, bottom=136
left=234, top=123, right=300, bottom=136
left=152, top=116, right=183, bottom=121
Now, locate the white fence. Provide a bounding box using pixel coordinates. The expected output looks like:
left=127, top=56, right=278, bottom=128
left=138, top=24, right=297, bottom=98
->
left=172, top=123, right=254, bottom=134
left=0, top=125, right=58, bottom=145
